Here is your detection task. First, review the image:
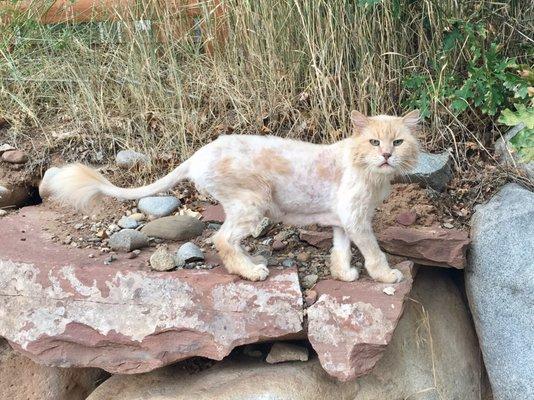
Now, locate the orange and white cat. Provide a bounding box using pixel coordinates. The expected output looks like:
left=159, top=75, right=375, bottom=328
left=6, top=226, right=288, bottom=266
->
left=41, top=110, right=420, bottom=283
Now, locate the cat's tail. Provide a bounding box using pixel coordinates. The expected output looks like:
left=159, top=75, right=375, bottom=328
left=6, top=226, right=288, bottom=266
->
left=39, top=160, right=190, bottom=210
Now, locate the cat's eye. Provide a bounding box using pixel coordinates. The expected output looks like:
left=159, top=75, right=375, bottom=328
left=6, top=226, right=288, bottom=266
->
left=369, top=139, right=380, bottom=146
left=393, top=139, right=404, bottom=146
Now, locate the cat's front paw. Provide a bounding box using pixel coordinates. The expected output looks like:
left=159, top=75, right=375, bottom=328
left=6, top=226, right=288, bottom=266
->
left=242, top=262, right=269, bottom=282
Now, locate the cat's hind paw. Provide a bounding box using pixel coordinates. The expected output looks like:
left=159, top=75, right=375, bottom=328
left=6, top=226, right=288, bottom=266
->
left=331, top=267, right=359, bottom=282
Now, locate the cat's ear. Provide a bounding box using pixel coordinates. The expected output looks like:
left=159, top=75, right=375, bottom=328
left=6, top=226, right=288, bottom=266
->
left=350, top=110, right=369, bottom=134
left=402, top=109, right=420, bottom=129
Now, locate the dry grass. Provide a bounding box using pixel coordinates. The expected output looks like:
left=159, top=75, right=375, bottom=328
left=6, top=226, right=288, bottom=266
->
left=0, top=1, right=532, bottom=186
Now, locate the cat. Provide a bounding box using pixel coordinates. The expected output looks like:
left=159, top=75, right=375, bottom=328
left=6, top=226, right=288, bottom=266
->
left=40, top=110, right=420, bottom=283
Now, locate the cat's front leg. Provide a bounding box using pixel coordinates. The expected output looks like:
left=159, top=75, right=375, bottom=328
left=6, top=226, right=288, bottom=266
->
left=330, top=227, right=359, bottom=281
left=346, top=224, right=403, bottom=283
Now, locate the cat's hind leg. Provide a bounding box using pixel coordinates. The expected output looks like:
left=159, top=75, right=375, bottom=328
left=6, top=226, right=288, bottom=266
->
left=212, top=206, right=269, bottom=281
left=330, top=227, right=359, bottom=281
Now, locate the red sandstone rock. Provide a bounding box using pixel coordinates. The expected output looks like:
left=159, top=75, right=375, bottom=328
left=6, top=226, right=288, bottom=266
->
left=377, top=226, right=469, bottom=269
left=307, top=261, right=414, bottom=381
left=395, top=210, right=417, bottom=226
left=1, top=205, right=419, bottom=382
left=0, top=206, right=304, bottom=374
left=299, top=230, right=333, bottom=250
left=201, top=203, right=226, bottom=223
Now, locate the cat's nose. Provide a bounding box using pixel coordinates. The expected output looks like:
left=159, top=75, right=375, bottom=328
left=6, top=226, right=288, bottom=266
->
left=382, top=152, right=391, bottom=160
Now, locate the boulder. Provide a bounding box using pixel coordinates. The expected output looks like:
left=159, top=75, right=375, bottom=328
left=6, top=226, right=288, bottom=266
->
left=87, top=269, right=481, bottom=400
left=397, top=151, right=452, bottom=191
left=0, top=339, right=104, bottom=400
left=138, top=196, right=180, bottom=217
left=307, top=261, right=414, bottom=381
left=377, top=226, right=469, bottom=268
left=466, top=183, right=534, bottom=400
left=115, top=150, right=149, bottom=169
left=141, top=215, right=204, bottom=240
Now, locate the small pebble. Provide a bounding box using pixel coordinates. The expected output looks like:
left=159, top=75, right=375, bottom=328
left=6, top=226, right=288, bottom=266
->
left=118, top=216, right=139, bottom=229
left=251, top=217, right=271, bottom=238
left=282, top=258, right=296, bottom=268
left=301, top=274, right=318, bottom=289
left=150, top=246, right=176, bottom=271
left=130, top=213, right=146, bottom=222
left=383, top=286, right=396, bottom=296
left=304, top=289, right=318, bottom=306
left=272, top=239, right=286, bottom=251
left=296, top=252, right=310, bottom=262
left=0, top=210, right=7, bottom=217
left=443, top=222, right=454, bottom=229
left=127, top=249, right=142, bottom=259
left=175, top=242, right=204, bottom=267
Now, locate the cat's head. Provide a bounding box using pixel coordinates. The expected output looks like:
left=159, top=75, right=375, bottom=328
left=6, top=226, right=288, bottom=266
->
left=350, top=110, right=420, bottom=176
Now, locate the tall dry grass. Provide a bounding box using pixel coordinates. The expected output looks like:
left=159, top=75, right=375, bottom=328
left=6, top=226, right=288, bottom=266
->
left=0, top=0, right=532, bottom=181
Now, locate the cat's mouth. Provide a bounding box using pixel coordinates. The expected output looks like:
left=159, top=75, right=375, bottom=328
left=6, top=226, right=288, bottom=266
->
left=379, top=161, right=392, bottom=168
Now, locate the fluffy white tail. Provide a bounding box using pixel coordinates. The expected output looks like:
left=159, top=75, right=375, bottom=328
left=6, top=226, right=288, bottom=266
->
left=39, top=161, right=190, bottom=210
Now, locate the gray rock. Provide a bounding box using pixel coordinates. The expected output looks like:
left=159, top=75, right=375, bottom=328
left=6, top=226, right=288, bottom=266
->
left=150, top=246, right=176, bottom=271
left=175, top=242, right=204, bottom=267
left=108, top=229, right=149, bottom=252
left=87, top=269, right=481, bottom=400
left=252, top=217, right=271, bottom=238
left=118, top=216, right=139, bottom=229
left=495, top=123, right=534, bottom=180
left=466, top=183, right=534, bottom=400
left=138, top=196, right=181, bottom=218
left=301, top=274, right=318, bottom=289
left=266, top=342, right=309, bottom=364
left=141, top=216, right=204, bottom=240
left=398, top=151, right=452, bottom=191
left=115, top=150, right=149, bottom=169
left=282, top=258, right=296, bottom=268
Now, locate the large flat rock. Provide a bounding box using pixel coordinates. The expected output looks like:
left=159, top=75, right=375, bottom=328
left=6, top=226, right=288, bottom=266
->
left=307, top=261, right=413, bottom=381
left=0, top=206, right=304, bottom=374
left=0, top=205, right=417, bottom=381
